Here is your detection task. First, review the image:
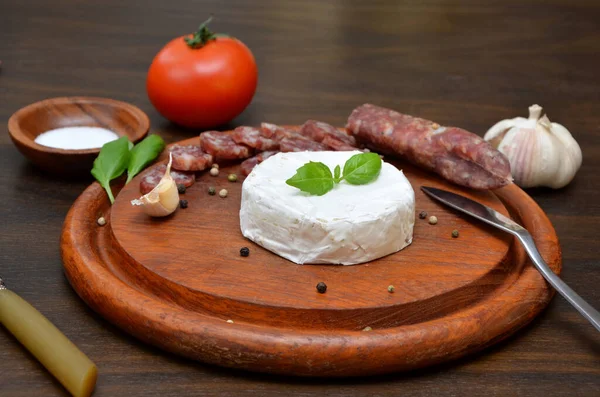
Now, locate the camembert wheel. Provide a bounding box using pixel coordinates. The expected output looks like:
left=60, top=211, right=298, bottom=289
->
left=240, top=151, right=415, bottom=265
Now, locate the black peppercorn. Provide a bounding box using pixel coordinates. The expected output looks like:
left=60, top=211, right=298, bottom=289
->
left=240, top=247, right=250, bottom=257
left=316, top=282, right=327, bottom=294
left=419, top=211, right=427, bottom=219
left=177, top=184, right=186, bottom=194
left=179, top=199, right=188, bottom=209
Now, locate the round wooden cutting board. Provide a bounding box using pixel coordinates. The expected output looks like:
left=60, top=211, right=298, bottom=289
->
left=61, top=134, right=561, bottom=376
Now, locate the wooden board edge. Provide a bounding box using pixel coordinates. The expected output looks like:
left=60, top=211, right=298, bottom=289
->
left=60, top=178, right=560, bottom=377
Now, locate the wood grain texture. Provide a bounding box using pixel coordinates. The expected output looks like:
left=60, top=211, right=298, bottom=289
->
left=1, top=0, right=599, bottom=396
left=8, top=97, right=149, bottom=175
left=60, top=132, right=559, bottom=376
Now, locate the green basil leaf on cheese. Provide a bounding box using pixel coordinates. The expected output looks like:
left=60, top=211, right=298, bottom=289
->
left=342, top=152, right=382, bottom=185
left=285, top=161, right=334, bottom=196
left=334, top=164, right=341, bottom=182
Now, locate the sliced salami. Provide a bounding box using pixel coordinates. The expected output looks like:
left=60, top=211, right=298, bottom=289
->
left=169, top=145, right=213, bottom=171
left=321, top=135, right=357, bottom=151
left=240, top=151, right=279, bottom=176
left=260, top=121, right=357, bottom=152
left=346, top=104, right=511, bottom=190
left=199, top=131, right=252, bottom=160
left=279, top=137, right=329, bottom=152
left=232, top=126, right=279, bottom=151
left=139, top=164, right=195, bottom=195
left=260, top=123, right=290, bottom=140
left=260, top=122, right=317, bottom=141
left=300, top=120, right=356, bottom=146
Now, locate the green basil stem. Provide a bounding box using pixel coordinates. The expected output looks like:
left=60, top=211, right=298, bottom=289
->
left=105, top=185, right=115, bottom=204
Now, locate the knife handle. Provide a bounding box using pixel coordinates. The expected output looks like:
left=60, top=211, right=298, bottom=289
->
left=0, top=288, right=97, bottom=397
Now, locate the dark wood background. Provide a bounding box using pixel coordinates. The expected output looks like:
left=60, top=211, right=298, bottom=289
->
left=1, top=0, right=598, bottom=396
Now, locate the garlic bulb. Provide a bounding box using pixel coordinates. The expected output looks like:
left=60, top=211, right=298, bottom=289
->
left=484, top=105, right=582, bottom=189
left=131, top=154, right=180, bottom=216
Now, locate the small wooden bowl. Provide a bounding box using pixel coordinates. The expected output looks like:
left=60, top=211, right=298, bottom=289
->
left=8, top=97, right=150, bottom=175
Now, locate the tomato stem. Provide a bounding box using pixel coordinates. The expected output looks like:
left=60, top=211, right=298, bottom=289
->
left=184, top=16, right=218, bottom=49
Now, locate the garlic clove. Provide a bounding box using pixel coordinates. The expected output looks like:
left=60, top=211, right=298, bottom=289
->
left=483, top=118, right=522, bottom=150
left=486, top=105, right=544, bottom=147
left=513, top=121, right=560, bottom=188
left=546, top=121, right=583, bottom=189
left=484, top=105, right=582, bottom=189
left=549, top=121, right=583, bottom=169
left=131, top=154, right=180, bottom=217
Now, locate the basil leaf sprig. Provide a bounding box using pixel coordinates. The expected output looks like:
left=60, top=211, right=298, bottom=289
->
left=91, top=137, right=131, bottom=204
left=284, top=161, right=335, bottom=196
left=91, top=134, right=165, bottom=204
left=286, top=152, right=382, bottom=196
left=126, top=135, right=166, bottom=183
left=342, top=152, right=383, bottom=184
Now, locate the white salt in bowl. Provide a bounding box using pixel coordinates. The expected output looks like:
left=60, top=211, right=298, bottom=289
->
left=8, top=97, right=150, bottom=176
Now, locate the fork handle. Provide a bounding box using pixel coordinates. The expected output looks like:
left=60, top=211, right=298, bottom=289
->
left=518, top=233, right=600, bottom=332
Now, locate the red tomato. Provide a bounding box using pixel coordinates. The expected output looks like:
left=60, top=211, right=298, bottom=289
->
left=147, top=31, right=257, bottom=129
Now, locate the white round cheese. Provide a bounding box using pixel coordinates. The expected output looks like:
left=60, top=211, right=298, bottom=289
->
left=239, top=151, right=415, bottom=265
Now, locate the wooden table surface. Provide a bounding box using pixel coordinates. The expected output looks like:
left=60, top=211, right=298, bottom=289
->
left=1, top=0, right=598, bottom=396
